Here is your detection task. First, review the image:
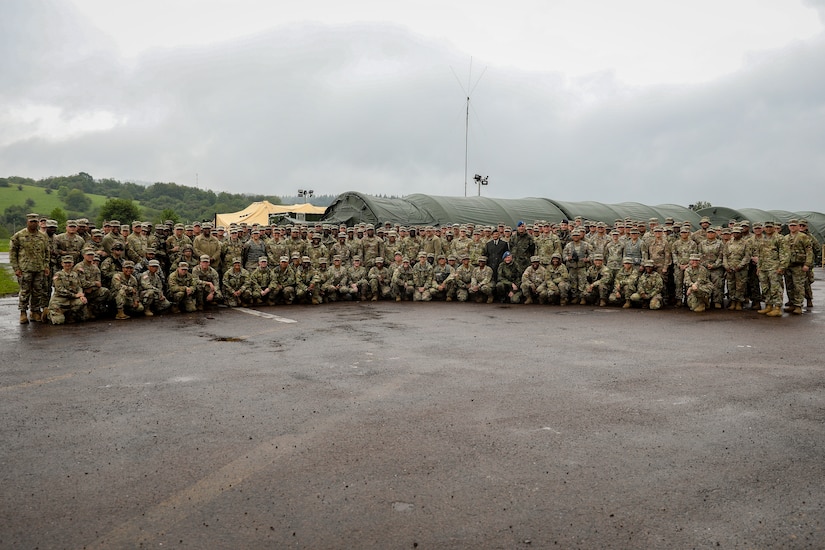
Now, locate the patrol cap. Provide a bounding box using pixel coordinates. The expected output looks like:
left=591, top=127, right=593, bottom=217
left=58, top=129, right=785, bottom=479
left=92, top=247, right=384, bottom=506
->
left=680, top=226, right=690, bottom=233
left=653, top=226, right=664, bottom=232
left=176, top=261, right=188, bottom=269
left=291, top=252, right=301, bottom=259
left=61, top=255, right=74, bottom=263
left=279, top=256, right=289, bottom=262
left=530, top=255, right=540, bottom=263
left=592, top=254, right=604, bottom=261
left=418, top=251, right=427, bottom=258
left=319, top=257, right=329, bottom=264
left=788, top=219, right=799, bottom=225
left=258, top=256, right=268, bottom=263
left=93, top=254, right=100, bottom=262
left=447, top=255, right=457, bottom=261
left=67, top=219, right=78, bottom=227
left=551, top=252, right=562, bottom=260
left=706, top=226, right=717, bottom=233
left=752, top=223, right=763, bottom=229
left=148, top=259, right=160, bottom=267
left=799, top=218, right=808, bottom=225
left=124, top=260, right=136, bottom=268
left=232, top=257, right=242, bottom=264
left=46, top=219, right=59, bottom=228
left=402, top=257, right=410, bottom=263
left=333, top=255, right=342, bottom=261
left=478, top=256, right=487, bottom=263
left=629, top=228, right=640, bottom=234
left=145, top=248, right=155, bottom=254
left=622, top=257, right=633, bottom=264
left=27, top=212, right=40, bottom=220
left=200, top=255, right=211, bottom=262
left=689, top=254, right=701, bottom=261
left=174, top=223, right=184, bottom=229
left=764, top=221, right=775, bottom=228
left=353, top=255, right=362, bottom=261
left=301, top=256, right=311, bottom=263
left=643, top=259, right=655, bottom=267
left=375, top=257, right=385, bottom=263
left=91, top=229, right=103, bottom=236
left=732, top=226, right=742, bottom=233
left=338, top=232, right=347, bottom=238
left=111, top=243, right=124, bottom=250
left=700, top=216, right=711, bottom=224
left=82, top=247, right=95, bottom=255
left=436, top=254, right=446, bottom=260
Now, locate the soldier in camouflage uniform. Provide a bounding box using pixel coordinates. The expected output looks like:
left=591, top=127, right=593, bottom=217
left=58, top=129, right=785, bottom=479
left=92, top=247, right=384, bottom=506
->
left=139, top=259, right=171, bottom=316
left=723, top=226, right=750, bottom=310
left=431, top=254, right=455, bottom=301
left=269, top=255, right=297, bottom=305
left=249, top=256, right=277, bottom=305
left=73, top=247, right=110, bottom=319
left=563, top=229, right=592, bottom=304
left=450, top=255, right=474, bottom=302
left=631, top=260, right=664, bottom=309
left=223, top=257, right=254, bottom=307
left=166, top=261, right=198, bottom=313
left=54, top=219, right=87, bottom=265
left=10, top=213, right=51, bottom=323
left=783, top=220, right=813, bottom=315
left=112, top=260, right=144, bottom=319
left=583, top=254, right=613, bottom=306
left=755, top=221, right=786, bottom=317
left=47, top=255, right=88, bottom=324
left=496, top=251, right=522, bottom=304
left=508, top=221, right=535, bottom=277
left=191, top=255, right=223, bottom=309
left=610, top=258, right=638, bottom=308
left=296, top=256, right=321, bottom=305
left=411, top=252, right=436, bottom=301
left=469, top=256, right=495, bottom=303
left=521, top=256, right=547, bottom=305
left=359, top=225, right=385, bottom=269
left=348, top=256, right=370, bottom=300
left=671, top=226, right=698, bottom=306
left=391, top=257, right=415, bottom=302
left=330, top=233, right=353, bottom=267
left=604, top=230, right=625, bottom=279
left=684, top=254, right=713, bottom=313
left=698, top=227, right=725, bottom=308
left=305, top=234, right=329, bottom=268
left=322, top=255, right=352, bottom=302
left=368, top=257, right=393, bottom=301
left=799, top=219, right=818, bottom=309
left=545, top=253, right=571, bottom=305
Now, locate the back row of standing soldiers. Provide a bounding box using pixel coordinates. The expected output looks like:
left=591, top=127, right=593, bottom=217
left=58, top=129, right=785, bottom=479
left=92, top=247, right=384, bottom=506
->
left=11, top=214, right=819, bottom=323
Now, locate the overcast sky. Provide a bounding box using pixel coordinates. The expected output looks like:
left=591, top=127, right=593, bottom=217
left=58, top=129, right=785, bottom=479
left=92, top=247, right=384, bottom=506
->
left=2, top=0, right=824, bottom=211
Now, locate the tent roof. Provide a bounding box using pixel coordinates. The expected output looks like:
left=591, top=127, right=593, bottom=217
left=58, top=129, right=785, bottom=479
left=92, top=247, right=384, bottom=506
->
left=215, top=200, right=325, bottom=227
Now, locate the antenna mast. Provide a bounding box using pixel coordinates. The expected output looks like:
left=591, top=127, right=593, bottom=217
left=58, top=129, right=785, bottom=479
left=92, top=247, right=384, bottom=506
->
left=452, top=58, right=486, bottom=197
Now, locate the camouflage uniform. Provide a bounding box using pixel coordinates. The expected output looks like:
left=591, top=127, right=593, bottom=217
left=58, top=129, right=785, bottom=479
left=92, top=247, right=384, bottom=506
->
left=411, top=257, right=436, bottom=301
left=683, top=260, right=713, bottom=312
left=10, top=222, right=51, bottom=318
left=295, top=260, right=321, bottom=305
left=784, top=223, right=813, bottom=311
left=670, top=232, right=698, bottom=305
left=139, top=265, right=172, bottom=315
left=391, top=262, right=415, bottom=301
left=545, top=257, right=571, bottom=305
left=167, top=267, right=199, bottom=312
left=631, top=265, right=664, bottom=309
left=496, top=257, right=523, bottom=304
left=431, top=259, right=455, bottom=301
left=191, top=262, right=223, bottom=308
left=112, top=268, right=144, bottom=315
left=610, top=263, right=638, bottom=307
left=54, top=228, right=87, bottom=265
left=563, top=237, right=592, bottom=303
left=698, top=234, right=725, bottom=307
left=48, top=261, right=88, bottom=324
left=270, top=261, right=297, bottom=304
left=469, top=260, right=494, bottom=303
left=722, top=231, right=750, bottom=308
left=368, top=261, right=393, bottom=301
left=755, top=225, right=787, bottom=314
left=322, top=262, right=352, bottom=302
left=451, top=260, right=474, bottom=302
left=583, top=261, right=613, bottom=306
left=521, top=260, right=547, bottom=304
left=73, top=255, right=110, bottom=317
left=223, top=265, right=254, bottom=307
left=348, top=261, right=370, bottom=300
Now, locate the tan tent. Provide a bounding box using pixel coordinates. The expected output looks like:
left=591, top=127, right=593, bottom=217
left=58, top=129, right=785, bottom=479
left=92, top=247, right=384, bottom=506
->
left=215, top=200, right=326, bottom=227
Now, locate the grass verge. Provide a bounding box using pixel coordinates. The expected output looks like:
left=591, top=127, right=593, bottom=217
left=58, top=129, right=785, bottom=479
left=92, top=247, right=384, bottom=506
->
left=0, top=267, right=19, bottom=296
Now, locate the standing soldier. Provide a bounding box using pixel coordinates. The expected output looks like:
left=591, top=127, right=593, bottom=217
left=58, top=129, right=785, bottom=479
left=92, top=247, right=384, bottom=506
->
left=783, top=219, right=813, bottom=315
left=329, top=232, right=352, bottom=266
left=193, top=223, right=223, bottom=274
left=755, top=221, right=787, bottom=317
left=125, top=221, right=148, bottom=264
left=166, top=223, right=191, bottom=266
left=102, top=220, right=125, bottom=257
left=563, top=229, right=592, bottom=304
left=723, top=226, right=750, bottom=310
left=799, top=219, right=818, bottom=310
left=508, top=221, right=535, bottom=276
left=642, top=226, right=672, bottom=302
left=359, top=224, right=385, bottom=269
left=47, top=256, right=88, bottom=324
left=10, top=213, right=51, bottom=323
left=698, top=227, right=725, bottom=309
left=671, top=226, right=698, bottom=307
left=54, top=219, right=87, bottom=265
left=222, top=228, right=246, bottom=271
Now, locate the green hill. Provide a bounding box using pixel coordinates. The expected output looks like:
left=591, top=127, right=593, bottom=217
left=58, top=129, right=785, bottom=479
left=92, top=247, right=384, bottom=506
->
left=0, top=183, right=109, bottom=217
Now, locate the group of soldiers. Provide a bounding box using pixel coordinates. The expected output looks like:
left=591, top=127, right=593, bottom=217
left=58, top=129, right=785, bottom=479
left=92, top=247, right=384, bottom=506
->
left=9, top=212, right=819, bottom=324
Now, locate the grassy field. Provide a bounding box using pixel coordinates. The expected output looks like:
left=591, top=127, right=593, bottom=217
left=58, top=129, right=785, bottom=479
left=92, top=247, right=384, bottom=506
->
left=0, top=267, right=19, bottom=296
left=0, top=241, right=8, bottom=252
left=0, top=184, right=110, bottom=219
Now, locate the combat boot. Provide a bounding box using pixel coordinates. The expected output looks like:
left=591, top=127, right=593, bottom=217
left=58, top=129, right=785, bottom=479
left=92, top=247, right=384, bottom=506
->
left=19, top=311, right=29, bottom=324
left=735, top=302, right=743, bottom=311
left=30, top=310, right=42, bottom=322
left=560, top=298, right=568, bottom=306
left=486, top=296, right=494, bottom=304
left=727, top=301, right=737, bottom=311
left=766, top=307, right=783, bottom=317
left=41, top=307, right=49, bottom=321
left=792, top=306, right=803, bottom=315
left=622, top=300, right=631, bottom=309
left=757, top=305, right=772, bottom=314
left=115, top=309, right=130, bottom=320
left=694, top=304, right=706, bottom=313
left=144, top=309, right=154, bottom=317
left=599, top=299, right=607, bottom=307
left=523, top=297, right=533, bottom=305
left=807, top=299, right=813, bottom=309
left=579, top=298, right=587, bottom=305
left=371, top=295, right=378, bottom=302
left=785, top=305, right=796, bottom=313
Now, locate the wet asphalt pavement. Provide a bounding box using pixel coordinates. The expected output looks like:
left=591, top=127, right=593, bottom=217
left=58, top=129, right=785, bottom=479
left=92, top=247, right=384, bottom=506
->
left=1, top=274, right=824, bottom=549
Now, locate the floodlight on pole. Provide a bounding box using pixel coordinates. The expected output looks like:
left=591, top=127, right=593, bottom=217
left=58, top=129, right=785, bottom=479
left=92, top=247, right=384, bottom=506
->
left=473, top=174, right=488, bottom=196
left=298, top=189, right=314, bottom=203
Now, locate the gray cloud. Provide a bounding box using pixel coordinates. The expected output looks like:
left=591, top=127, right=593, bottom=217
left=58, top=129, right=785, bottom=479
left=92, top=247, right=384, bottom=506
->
left=2, top=0, right=824, bottom=212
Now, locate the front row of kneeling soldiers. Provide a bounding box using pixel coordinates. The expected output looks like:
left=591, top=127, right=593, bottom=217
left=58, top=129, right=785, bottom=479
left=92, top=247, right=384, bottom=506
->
left=44, top=242, right=796, bottom=324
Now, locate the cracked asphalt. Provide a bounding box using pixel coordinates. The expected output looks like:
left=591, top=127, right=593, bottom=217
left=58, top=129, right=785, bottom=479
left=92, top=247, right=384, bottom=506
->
left=1, top=273, right=824, bottom=549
